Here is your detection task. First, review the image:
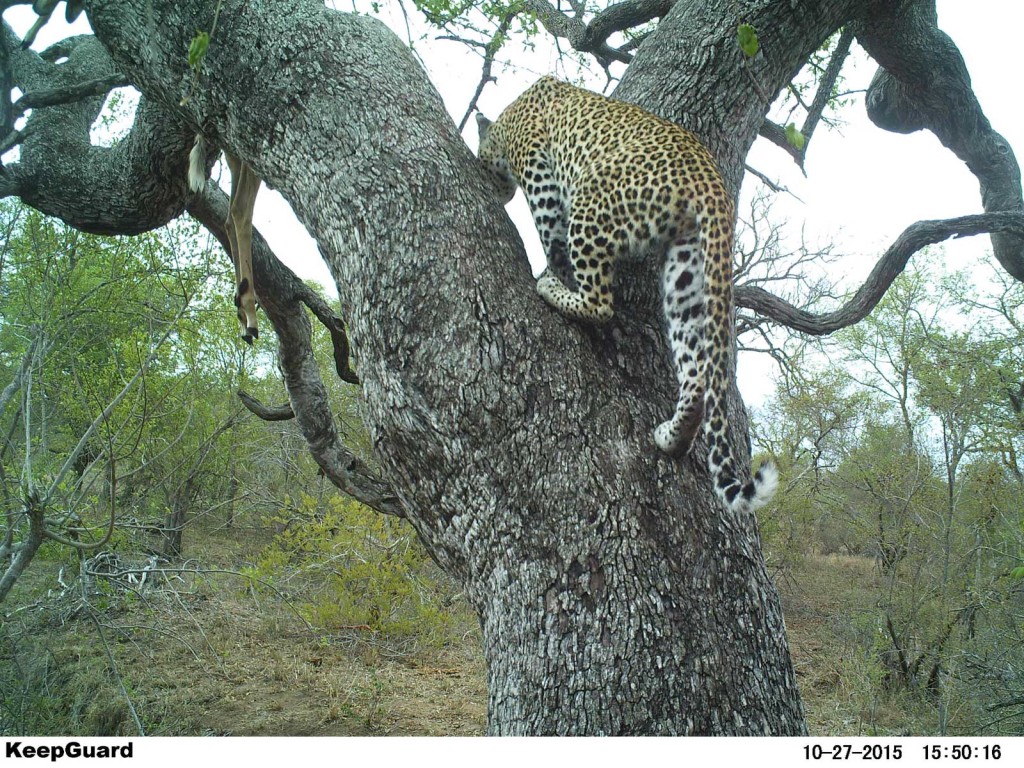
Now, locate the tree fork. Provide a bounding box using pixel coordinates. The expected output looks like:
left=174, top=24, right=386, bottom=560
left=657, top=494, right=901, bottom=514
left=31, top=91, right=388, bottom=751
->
left=51, top=0, right=984, bottom=733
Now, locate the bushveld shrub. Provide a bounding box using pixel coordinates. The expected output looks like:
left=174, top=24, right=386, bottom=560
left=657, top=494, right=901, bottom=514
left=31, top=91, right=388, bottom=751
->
left=247, top=494, right=463, bottom=643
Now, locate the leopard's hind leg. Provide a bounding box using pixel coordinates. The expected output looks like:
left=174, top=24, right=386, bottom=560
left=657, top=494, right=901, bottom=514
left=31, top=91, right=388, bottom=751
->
left=535, top=190, right=616, bottom=324
left=653, top=232, right=706, bottom=455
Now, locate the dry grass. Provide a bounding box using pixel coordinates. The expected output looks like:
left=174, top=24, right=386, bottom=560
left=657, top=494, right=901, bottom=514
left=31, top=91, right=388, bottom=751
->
left=781, top=554, right=937, bottom=735
left=3, top=527, right=940, bottom=736
left=2, top=520, right=487, bottom=737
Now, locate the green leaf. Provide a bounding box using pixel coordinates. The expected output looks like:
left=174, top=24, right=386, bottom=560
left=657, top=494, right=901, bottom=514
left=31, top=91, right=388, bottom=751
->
left=737, top=24, right=759, bottom=57
left=188, top=31, right=210, bottom=72
left=785, top=122, right=806, bottom=151
left=1010, top=566, right=1024, bottom=580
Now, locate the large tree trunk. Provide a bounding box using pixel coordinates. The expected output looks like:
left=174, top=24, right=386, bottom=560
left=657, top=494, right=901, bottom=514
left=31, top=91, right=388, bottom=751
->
left=74, top=0, right=827, bottom=735
left=14, top=0, right=1020, bottom=729
left=25, top=0, right=985, bottom=734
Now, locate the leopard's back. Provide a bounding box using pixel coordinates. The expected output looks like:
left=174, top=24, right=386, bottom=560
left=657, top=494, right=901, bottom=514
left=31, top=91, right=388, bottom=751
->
left=476, top=77, right=777, bottom=513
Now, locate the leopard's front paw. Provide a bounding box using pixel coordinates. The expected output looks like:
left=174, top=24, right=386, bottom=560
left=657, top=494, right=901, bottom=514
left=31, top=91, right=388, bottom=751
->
left=536, top=271, right=565, bottom=306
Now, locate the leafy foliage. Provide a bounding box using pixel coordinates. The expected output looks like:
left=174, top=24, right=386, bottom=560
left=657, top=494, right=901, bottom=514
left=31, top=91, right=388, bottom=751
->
left=0, top=200, right=277, bottom=596
left=757, top=264, right=1024, bottom=734
left=0, top=199, right=472, bottom=735
left=785, top=122, right=806, bottom=150
left=249, top=493, right=458, bottom=643
left=737, top=24, right=759, bottom=58
left=187, top=32, right=210, bottom=72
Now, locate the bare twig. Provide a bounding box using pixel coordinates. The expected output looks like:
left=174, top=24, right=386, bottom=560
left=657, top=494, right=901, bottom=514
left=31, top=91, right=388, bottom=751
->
left=457, top=10, right=518, bottom=133
left=742, top=163, right=803, bottom=201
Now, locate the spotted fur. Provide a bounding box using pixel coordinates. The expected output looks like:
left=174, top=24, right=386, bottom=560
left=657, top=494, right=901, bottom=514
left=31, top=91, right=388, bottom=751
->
left=476, top=76, right=776, bottom=513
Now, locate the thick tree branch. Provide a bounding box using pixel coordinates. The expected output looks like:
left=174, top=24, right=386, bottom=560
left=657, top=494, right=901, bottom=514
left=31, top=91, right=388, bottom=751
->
left=853, top=0, right=1024, bottom=281
left=736, top=212, right=1024, bottom=335
left=616, top=0, right=865, bottom=191
left=0, top=493, right=45, bottom=603
left=185, top=190, right=402, bottom=519
left=522, top=0, right=670, bottom=65
left=237, top=390, right=294, bottom=421
left=20, top=0, right=56, bottom=49
left=588, top=0, right=674, bottom=44
left=12, top=72, right=129, bottom=117
left=0, top=22, right=194, bottom=232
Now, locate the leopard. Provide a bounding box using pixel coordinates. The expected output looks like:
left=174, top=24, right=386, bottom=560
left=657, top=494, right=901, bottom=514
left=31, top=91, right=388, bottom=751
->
left=475, top=76, right=777, bottom=513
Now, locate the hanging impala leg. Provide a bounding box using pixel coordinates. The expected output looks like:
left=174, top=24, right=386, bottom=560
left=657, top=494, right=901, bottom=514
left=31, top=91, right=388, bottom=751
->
left=224, top=153, right=260, bottom=344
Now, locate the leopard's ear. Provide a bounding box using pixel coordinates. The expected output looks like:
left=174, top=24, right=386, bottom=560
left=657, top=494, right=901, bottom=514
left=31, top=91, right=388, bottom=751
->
left=475, top=112, right=493, bottom=139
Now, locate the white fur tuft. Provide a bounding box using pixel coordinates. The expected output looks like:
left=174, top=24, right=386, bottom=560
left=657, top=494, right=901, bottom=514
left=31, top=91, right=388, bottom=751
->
left=747, top=461, right=779, bottom=511
left=187, top=134, right=208, bottom=192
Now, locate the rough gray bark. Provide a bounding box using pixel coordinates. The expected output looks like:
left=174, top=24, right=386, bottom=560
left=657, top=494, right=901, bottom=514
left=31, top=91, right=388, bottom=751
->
left=0, top=24, right=191, bottom=233
left=79, top=0, right=804, bottom=734
left=0, top=0, right=1019, bottom=735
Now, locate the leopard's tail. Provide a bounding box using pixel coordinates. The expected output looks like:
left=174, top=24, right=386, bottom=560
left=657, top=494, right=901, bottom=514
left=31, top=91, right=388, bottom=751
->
left=698, top=206, right=778, bottom=514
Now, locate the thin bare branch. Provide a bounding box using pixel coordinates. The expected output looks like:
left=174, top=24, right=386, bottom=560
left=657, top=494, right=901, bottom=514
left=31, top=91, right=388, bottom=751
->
left=800, top=27, right=854, bottom=149
left=743, top=163, right=803, bottom=201
left=758, top=119, right=801, bottom=166
left=0, top=334, right=40, bottom=415
left=12, top=73, right=130, bottom=117
left=758, top=28, right=854, bottom=169
left=457, top=10, right=518, bottom=133
left=736, top=212, right=1024, bottom=335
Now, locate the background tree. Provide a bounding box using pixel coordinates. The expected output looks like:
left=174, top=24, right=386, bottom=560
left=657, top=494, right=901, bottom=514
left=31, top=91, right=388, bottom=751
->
left=759, top=265, right=1024, bottom=734
left=0, top=203, right=205, bottom=600
left=1, top=0, right=1022, bottom=735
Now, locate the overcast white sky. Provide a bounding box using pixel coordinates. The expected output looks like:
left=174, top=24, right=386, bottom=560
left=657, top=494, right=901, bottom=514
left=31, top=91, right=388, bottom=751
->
left=6, top=1, right=1023, bottom=407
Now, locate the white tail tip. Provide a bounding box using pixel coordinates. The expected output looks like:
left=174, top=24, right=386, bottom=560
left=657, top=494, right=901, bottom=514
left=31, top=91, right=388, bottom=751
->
left=748, top=461, right=779, bottom=511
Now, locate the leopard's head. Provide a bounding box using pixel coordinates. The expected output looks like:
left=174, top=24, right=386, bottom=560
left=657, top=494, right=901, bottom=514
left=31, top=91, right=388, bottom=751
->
left=475, top=113, right=517, bottom=204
